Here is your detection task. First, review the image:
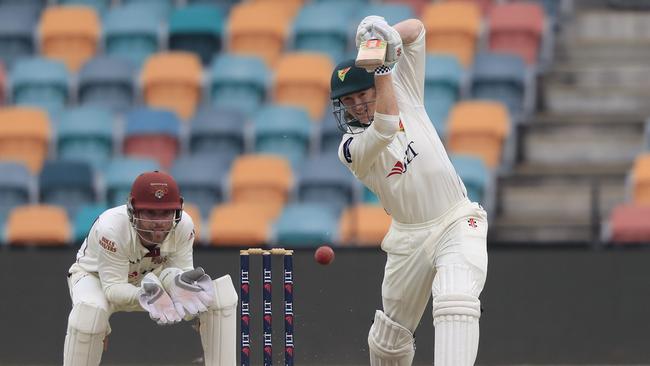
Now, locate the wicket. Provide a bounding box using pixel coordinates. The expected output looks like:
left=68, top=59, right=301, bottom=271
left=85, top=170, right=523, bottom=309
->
left=240, top=248, right=294, bottom=366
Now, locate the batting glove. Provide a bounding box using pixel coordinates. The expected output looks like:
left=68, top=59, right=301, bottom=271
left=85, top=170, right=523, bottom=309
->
left=355, top=15, right=403, bottom=68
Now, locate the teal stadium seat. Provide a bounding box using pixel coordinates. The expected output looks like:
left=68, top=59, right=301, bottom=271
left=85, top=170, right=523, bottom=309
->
left=10, top=57, right=69, bottom=115
left=355, top=3, right=415, bottom=27
left=104, top=158, right=160, bottom=207
left=78, top=56, right=135, bottom=112
left=56, top=107, right=114, bottom=169
left=274, top=203, right=339, bottom=247
left=186, top=0, right=236, bottom=10
left=471, top=52, right=528, bottom=119
left=189, top=106, right=246, bottom=164
left=297, top=155, right=357, bottom=213
left=72, top=203, right=107, bottom=244
left=292, top=3, right=352, bottom=63
left=123, top=108, right=181, bottom=169
left=363, top=186, right=380, bottom=204
left=169, top=4, right=224, bottom=65
left=450, top=154, right=489, bottom=204
left=0, top=162, right=31, bottom=241
left=103, top=5, right=161, bottom=66
left=424, top=54, right=463, bottom=137
left=58, top=0, right=110, bottom=15
left=171, top=155, right=228, bottom=219
left=253, top=105, right=312, bottom=168
left=39, top=160, right=96, bottom=217
left=121, top=0, right=172, bottom=19
left=209, top=54, right=269, bottom=116
left=0, top=0, right=46, bottom=9
left=319, top=106, right=344, bottom=153
left=0, top=4, right=38, bottom=67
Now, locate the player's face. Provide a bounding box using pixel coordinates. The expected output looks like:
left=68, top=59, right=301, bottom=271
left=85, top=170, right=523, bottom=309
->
left=135, top=209, right=175, bottom=245
left=340, top=88, right=376, bottom=125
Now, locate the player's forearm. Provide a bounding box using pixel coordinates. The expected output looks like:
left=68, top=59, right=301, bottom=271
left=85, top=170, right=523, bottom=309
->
left=104, top=283, right=141, bottom=306
left=374, top=74, right=398, bottom=117
left=393, top=19, right=424, bottom=45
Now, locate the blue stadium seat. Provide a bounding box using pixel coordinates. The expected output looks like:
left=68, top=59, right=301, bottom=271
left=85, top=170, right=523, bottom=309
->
left=189, top=106, right=246, bottom=164
left=171, top=155, right=228, bottom=218
left=0, top=162, right=31, bottom=239
left=320, top=106, right=344, bottom=154
left=363, top=186, right=380, bottom=204
left=39, top=160, right=96, bottom=217
left=0, top=0, right=46, bottom=13
left=104, top=157, right=160, bottom=207
left=273, top=202, right=339, bottom=247
left=253, top=105, right=312, bottom=168
left=425, top=54, right=463, bottom=137
left=121, top=0, right=172, bottom=19
left=297, top=155, right=356, bottom=213
left=103, top=5, right=160, bottom=66
left=169, top=4, right=224, bottom=65
left=450, top=154, right=489, bottom=204
left=78, top=56, right=135, bottom=112
left=292, top=3, right=352, bottom=63
left=470, top=52, right=527, bottom=118
left=0, top=5, right=38, bottom=68
left=56, top=107, right=114, bottom=169
left=186, top=0, right=236, bottom=11
left=58, top=0, right=110, bottom=15
left=72, top=203, right=107, bottom=244
left=209, top=54, right=269, bottom=116
left=10, top=57, right=69, bottom=115
left=355, top=3, right=415, bottom=26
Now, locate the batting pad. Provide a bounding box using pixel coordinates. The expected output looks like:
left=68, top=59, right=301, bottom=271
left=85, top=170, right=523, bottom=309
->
left=199, top=274, right=238, bottom=366
left=432, top=293, right=481, bottom=366
left=63, top=302, right=109, bottom=366
left=368, top=310, right=415, bottom=366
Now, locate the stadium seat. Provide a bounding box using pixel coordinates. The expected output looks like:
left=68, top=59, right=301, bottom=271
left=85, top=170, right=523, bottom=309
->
left=227, top=1, right=294, bottom=67
left=168, top=4, right=224, bottom=65
left=0, top=62, right=5, bottom=105
left=78, top=56, right=135, bottom=113
left=450, top=154, right=489, bottom=204
left=209, top=54, right=269, bottom=116
left=72, top=203, right=106, bottom=244
left=447, top=101, right=510, bottom=168
left=56, top=106, right=114, bottom=169
left=0, top=162, right=31, bottom=237
left=123, top=108, right=181, bottom=169
left=104, top=157, right=160, bottom=207
left=58, top=0, right=110, bottom=16
left=253, top=0, right=303, bottom=16
left=384, top=0, right=429, bottom=17
left=10, top=57, right=69, bottom=114
left=0, top=107, right=50, bottom=173
left=355, top=3, right=415, bottom=26
left=320, top=107, right=344, bottom=154
left=273, top=52, right=333, bottom=121
left=488, top=2, right=545, bottom=65
left=424, top=54, right=464, bottom=137
left=339, top=204, right=391, bottom=246
left=121, top=0, right=172, bottom=19
left=39, top=160, right=96, bottom=217
left=171, top=155, right=228, bottom=219
left=446, top=0, right=494, bottom=15
left=422, top=2, right=481, bottom=67
left=470, top=52, right=528, bottom=117
left=274, top=203, right=339, bottom=247
left=183, top=202, right=202, bottom=245
left=230, top=154, right=293, bottom=218
left=140, top=52, right=203, bottom=120
left=0, top=0, right=46, bottom=13
left=103, top=5, right=160, bottom=66
left=253, top=105, right=312, bottom=168
left=189, top=106, right=246, bottom=164
left=208, top=202, right=275, bottom=246
left=607, top=204, right=650, bottom=244
left=291, top=3, right=352, bottom=63
left=187, top=0, right=237, bottom=8
left=297, top=154, right=356, bottom=213
left=363, top=186, right=380, bottom=204
left=39, top=6, right=100, bottom=71
left=631, top=153, right=650, bottom=204
left=0, top=4, right=38, bottom=67
left=6, top=204, right=71, bottom=246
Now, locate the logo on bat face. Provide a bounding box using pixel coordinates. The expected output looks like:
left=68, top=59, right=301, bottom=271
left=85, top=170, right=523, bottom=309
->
left=338, top=67, right=351, bottom=82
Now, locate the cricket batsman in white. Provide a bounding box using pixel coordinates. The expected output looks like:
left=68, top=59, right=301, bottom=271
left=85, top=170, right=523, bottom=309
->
left=63, top=171, right=237, bottom=365
left=330, top=17, right=489, bottom=365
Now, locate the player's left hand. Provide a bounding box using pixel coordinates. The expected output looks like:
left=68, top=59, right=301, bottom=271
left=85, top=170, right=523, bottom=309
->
left=355, top=15, right=403, bottom=68
left=167, top=267, right=215, bottom=317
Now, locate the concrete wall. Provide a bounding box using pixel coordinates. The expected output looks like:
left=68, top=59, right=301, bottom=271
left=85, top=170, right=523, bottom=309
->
left=1, top=247, right=649, bottom=365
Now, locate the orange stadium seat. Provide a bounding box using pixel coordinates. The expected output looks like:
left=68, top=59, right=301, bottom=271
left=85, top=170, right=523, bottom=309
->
left=6, top=204, right=71, bottom=246
left=39, top=6, right=100, bottom=71
left=447, top=101, right=510, bottom=168
left=123, top=108, right=181, bottom=169
left=251, top=0, right=303, bottom=17
left=339, top=204, right=392, bottom=246
left=488, top=2, right=545, bottom=64
left=273, top=52, right=333, bottom=121
left=632, top=153, right=650, bottom=204
left=140, top=52, right=203, bottom=121
left=607, top=204, right=650, bottom=244
left=208, top=202, right=276, bottom=246
left=229, top=154, right=293, bottom=218
left=0, top=107, right=50, bottom=173
left=446, top=0, right=494, bottom=16
left=422, top=2, right=481, bottom=67
left=183, top=203, right=202, bottom=245
left=227, top=1, right=294, bottom=67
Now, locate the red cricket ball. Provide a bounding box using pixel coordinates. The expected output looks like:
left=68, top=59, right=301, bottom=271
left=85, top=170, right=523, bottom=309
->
left=314, top=245, right=335, bottom=265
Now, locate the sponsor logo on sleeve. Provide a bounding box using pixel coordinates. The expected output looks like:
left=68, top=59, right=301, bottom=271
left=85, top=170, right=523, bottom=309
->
left=343, top=137, right=353, bottom=163
left=99, top=236, right=117, bottom=252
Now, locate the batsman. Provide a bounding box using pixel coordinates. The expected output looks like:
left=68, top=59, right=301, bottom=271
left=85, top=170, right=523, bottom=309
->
left=330, top=17, right=489, bottom=365
left=63, top=171, right=238, bottom=365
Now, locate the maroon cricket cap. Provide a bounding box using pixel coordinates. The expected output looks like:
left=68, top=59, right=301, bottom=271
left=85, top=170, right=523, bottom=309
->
left=129, top=171, right=182, bottom=210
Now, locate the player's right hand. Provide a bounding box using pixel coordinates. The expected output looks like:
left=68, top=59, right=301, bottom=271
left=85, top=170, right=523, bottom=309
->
left=355, top=15, right=403, bottom=68
left=138, top=272, right=183, bottom=325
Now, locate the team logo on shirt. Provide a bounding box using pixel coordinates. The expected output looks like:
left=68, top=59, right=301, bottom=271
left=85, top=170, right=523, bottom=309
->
left=337, top=67, right=351, bottom=82
left=99, top=236, right=117, bottom=252
left=398, top=119, right=404, bottom=132
left=386, top=141, right=418, bottom=178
